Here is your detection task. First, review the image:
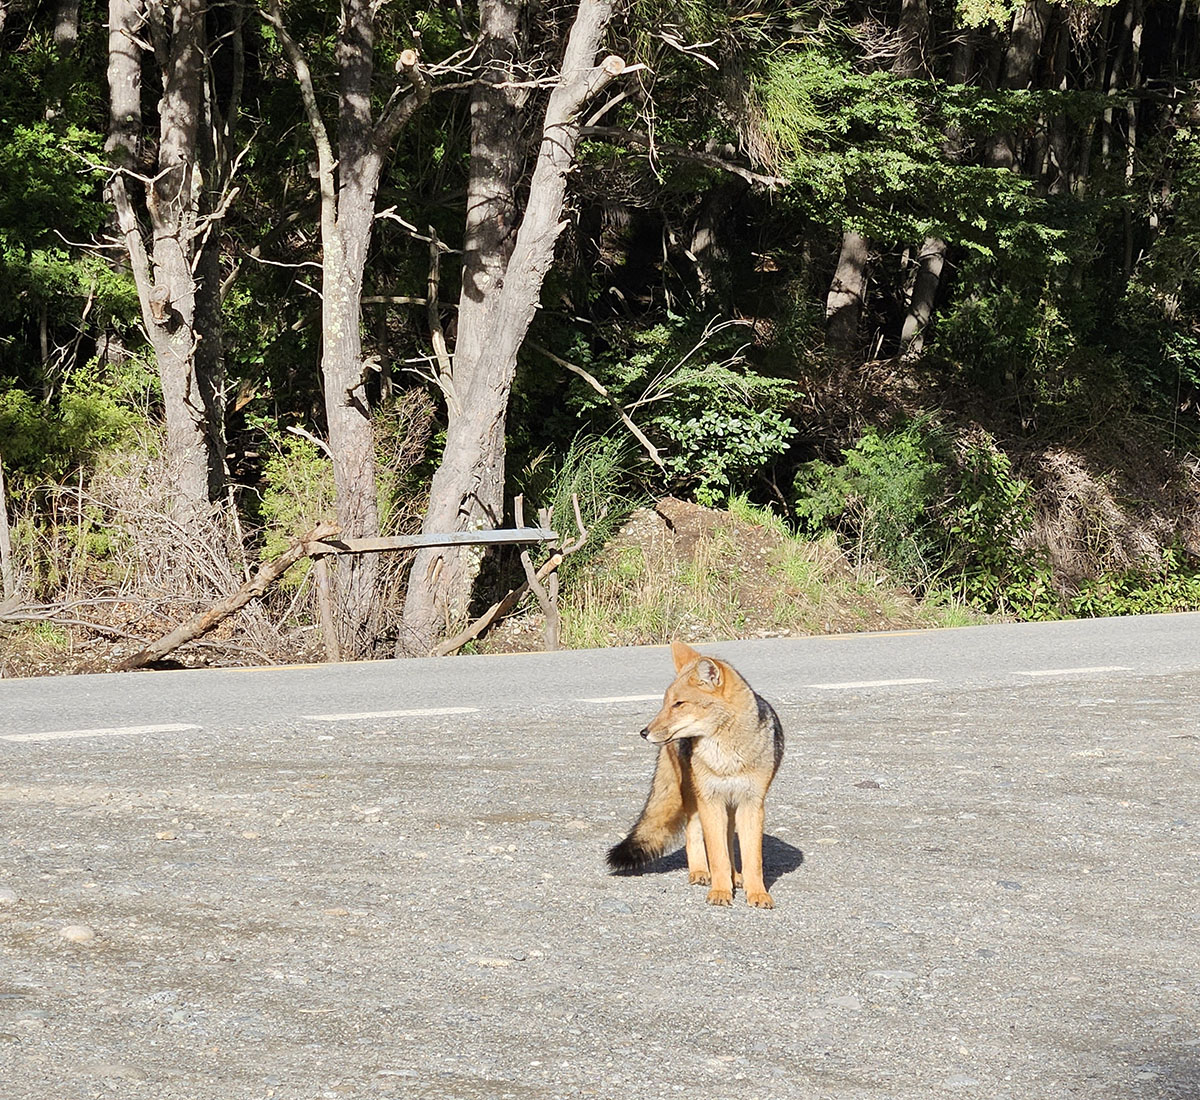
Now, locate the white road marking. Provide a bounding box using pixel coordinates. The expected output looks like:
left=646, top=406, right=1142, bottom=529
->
left=581, top=694, right=662, bottom=704
left=809, top=678, right=940, bottom=690
left=302, top=707, right=479, bottom=721
left=1, top=723, right=201, bottom=744
left=1015, top=666, right=1132, bottom=677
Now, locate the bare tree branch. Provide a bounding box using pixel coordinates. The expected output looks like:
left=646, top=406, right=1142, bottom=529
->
left=580, top=126, right=789, bottom=189
left=529, top=342, right=664, bottom=469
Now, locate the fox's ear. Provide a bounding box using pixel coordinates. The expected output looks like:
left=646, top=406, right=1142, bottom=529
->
left=671, top=639, right=701, bottom=672
left=693, top=658, right=723, bottom=690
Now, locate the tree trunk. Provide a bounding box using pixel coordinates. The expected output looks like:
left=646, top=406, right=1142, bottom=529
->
left=192, top=0, right=246, bottom=500
left=899, top=237, right=946, bottom=355
left=399, top=0, right=623, bottom=655
left=268, top=0, right=430, bottom=652
left=691, top=176, right=749, bottom=307
left=53, top=0, right=79, bottom=51
left=824, top=228, right=870, bottom=357
left=149, top=0, right=213, bottom=516
left=893, top=0, right=930, bottom=79
left=106, top=0, right=222, bottom=526
left=452, top=0, right=525, bottom=415
left=986, top=0, right=1051, bottom=170
left=0, top=449, right=15, bottom=603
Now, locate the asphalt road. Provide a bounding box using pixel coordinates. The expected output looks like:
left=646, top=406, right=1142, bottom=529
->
left=1, top=614, right=1198, bottom=1099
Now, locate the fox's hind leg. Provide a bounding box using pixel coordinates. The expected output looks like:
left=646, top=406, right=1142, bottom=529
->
left=728, top=814, right=742, bottom=890
left=684, top=812, right=710, bottom=885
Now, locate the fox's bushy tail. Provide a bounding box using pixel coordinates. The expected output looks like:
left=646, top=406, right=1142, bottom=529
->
left=606, top=744, right=687, bottom=871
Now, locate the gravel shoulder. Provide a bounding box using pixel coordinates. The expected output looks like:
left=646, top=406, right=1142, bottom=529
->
left=1, top=635, right=1198, bottom=1099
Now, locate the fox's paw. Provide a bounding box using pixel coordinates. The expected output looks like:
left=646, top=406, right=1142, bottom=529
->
left=733, top=870, right=744, bottom=888
left=706, top=887, right=733, bottom=907
left=746, top=889, right=775, bottom=909
left=688, top=869, right=711, bottom=886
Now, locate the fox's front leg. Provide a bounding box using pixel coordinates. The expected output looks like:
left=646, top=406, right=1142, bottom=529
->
left=697, top=799, right=734, bottom=906
left=734, top=800, right=773, bottom=909
left=684, top=812, right=710, bottom=885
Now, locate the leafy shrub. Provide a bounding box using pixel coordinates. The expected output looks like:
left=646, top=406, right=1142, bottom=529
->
left=793, top=421, right=1042, bottom=610
left=549, top=317, right=798, bottom=507
left=1067, top=549, right=1200, bottom=618
left=794, top=421, right=945, bottom=583
left=0, top=360, right=152, bottom=490
left=256, top=435, right=336, bottom=570
left=515, top=433, right=641, bottom=580
left=658, top=405, right=796, bottom=507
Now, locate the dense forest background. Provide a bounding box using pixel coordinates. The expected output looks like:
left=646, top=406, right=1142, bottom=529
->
left=2, top=0, right=1199, bottom=667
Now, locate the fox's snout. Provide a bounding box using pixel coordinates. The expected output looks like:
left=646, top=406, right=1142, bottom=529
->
left=639, top=726, right=650, bottom=739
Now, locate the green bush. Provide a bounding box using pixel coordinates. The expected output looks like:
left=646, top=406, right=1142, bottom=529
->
left=0, top=360, right=152, bottom=490
left=1067, top=549, right=1200, bottom=618
left=515, top=433, right=641, bottom=580
left=547, top=317, right=798, bottom=507
left=255, top=436, right=337, bottom=579
left=793, top=421, right=1043, bottom=610
left=794, top=421, right=946, bottom=583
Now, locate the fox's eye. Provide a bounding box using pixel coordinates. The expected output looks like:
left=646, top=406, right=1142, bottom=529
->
left=672, top=700, right=684, bottom=708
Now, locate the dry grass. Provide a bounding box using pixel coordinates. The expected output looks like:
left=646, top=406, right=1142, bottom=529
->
left=1025, top=445, right=1200, bottom=585
left=554, top=496, right=979, bottom=651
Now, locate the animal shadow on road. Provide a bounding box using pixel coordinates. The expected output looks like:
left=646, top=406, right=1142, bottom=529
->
left=610, top=834, right=804, bottom=889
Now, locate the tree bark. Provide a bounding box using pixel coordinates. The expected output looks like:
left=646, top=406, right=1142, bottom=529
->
left=986, top=0, right=1052, bottom=171
left=452, top=0, right=526, bottom=415
left=895, top=3, right=966, bottom=355
left=899, top=236, right=946, bottom=355
left=824, top=228, right=870, bottom=357
left=691, top=176, right=749, bottom=307
left=106, top=0, right=222, bottom=526
left=399, top=0, right=623, bottom=655
left=0, top=449, right=15, bottom=603
left=268, top=0, right=430, bottom=653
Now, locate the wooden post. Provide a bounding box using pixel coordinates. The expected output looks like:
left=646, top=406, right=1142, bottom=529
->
left=515, top=495, right=559, bottom=652
left=546, top=569, right=560, bottom=650
left=0, top=449, right=15, bottom=604
left=314, top=555, right=340, bottom=663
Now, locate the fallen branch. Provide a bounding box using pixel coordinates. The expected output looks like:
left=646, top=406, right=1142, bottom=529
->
left=118, top=522, right=339, bottom=671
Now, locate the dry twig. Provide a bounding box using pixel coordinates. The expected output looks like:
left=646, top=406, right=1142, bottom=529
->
left=118, top=521, right=339, bottom=670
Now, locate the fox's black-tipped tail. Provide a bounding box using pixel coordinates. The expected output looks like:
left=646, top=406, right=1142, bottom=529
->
left=606, top=833, right=666, bottom=873
left=607, top=743, right=686, bottom=873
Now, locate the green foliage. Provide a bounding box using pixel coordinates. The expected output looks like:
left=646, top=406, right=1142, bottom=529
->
left=794, top=421, right=1041, bottom=610
left=0, top=122, right=105, bottom=250
left=942, top=437, right=1043, bottom=611
left=795, top=421, right=946, bottom=582
left=255, top=436, right=336, bottom=579
left=1066, top=549, right=1200, bottom=618
left=516, top=433, right=641, bottom=580
left=0, top=360, right=153, bottom=490
left=543, top=317, right=798, bottom=507
left=749, top=42, right=1062, bottom=257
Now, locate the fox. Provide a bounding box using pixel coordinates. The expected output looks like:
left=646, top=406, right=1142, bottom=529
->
left=606, top=640, right=785, bottom=908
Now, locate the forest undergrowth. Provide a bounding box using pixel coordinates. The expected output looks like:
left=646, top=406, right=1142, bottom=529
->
left=3, top=352, right=1199, bottom=678
left=4, top=0, right=1200, bottom=673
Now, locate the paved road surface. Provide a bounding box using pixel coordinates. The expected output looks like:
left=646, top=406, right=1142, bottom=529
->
left=1, top=615, right=1198, bottom=1099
